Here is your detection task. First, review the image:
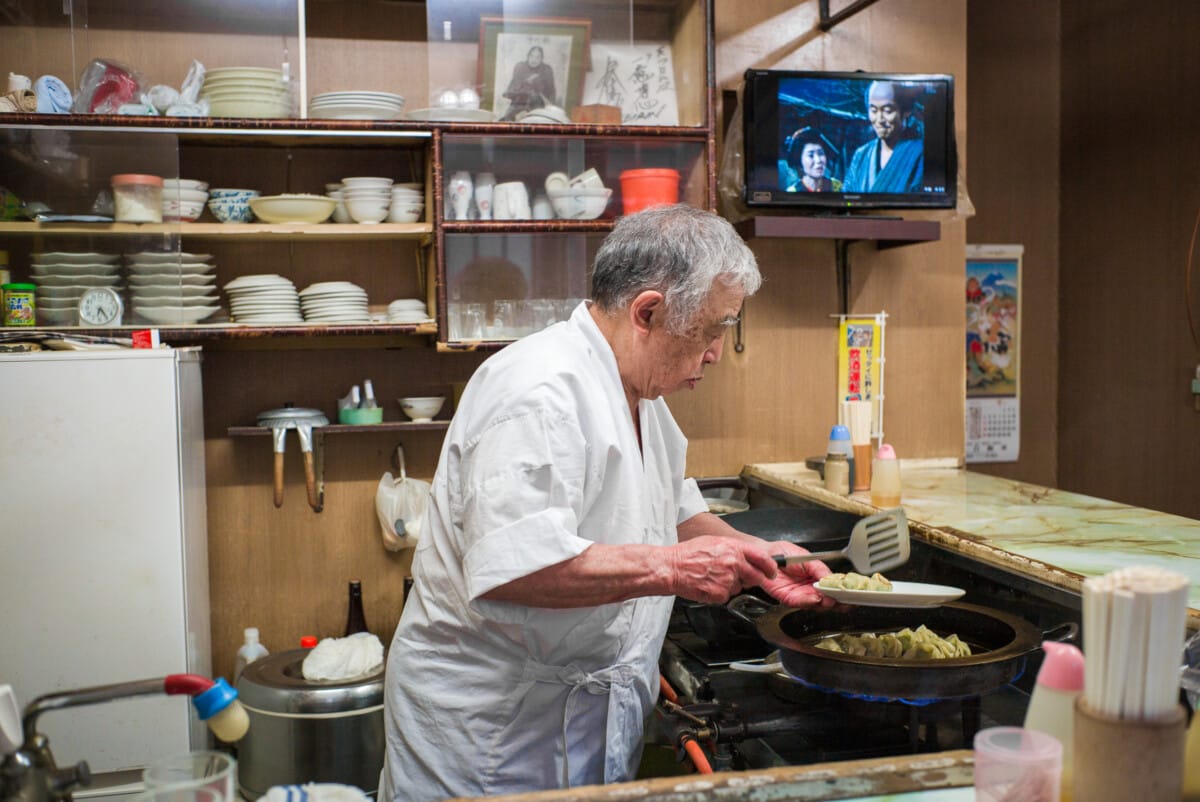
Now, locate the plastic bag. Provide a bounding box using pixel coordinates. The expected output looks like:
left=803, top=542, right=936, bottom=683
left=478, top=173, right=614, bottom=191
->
left=375, top=445, right=430, bottom=551
left=301, top=632, right=384, bottom=681
left=73, top=59, right=143, bottom=115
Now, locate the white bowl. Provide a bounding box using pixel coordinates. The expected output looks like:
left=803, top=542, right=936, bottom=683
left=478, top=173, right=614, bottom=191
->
left=163, top=179, right=209, bottom=192
left=389, top=298, right=427, bottom=311
left=398, top=396, right=445, bottom=422
left=162, top=199, right=206, bottom=222
left=342, top=176, right=394, bottom=189
left=209, top=188, right=260, bottom=200
left=37, top=306, right=81, bottom=325
left=207, top=197, right=256, bottom=223
left=135, top=305, right=220, bottom=324
left=387, top=202, right=424, bottom=223
left=161, top=187, right=209, bottom=204
left=341, top=188, right=392, bottom=199
left=345, top=196, right=389, bottom=224
left=249, top=194, right=336, bottom=224
left=547, top=187, right=612, bottom=220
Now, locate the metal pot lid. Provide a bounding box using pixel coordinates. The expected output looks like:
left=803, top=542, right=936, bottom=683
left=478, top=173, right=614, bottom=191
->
left=257, top=407, right=329, bottom=425
left=236, top=649, right=384, bottom=714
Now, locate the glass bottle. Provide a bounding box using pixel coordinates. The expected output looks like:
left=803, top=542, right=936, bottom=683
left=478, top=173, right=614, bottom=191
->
left=823, top=452, right=851, bottom=495
left=345, top=579, right=368, bottom=636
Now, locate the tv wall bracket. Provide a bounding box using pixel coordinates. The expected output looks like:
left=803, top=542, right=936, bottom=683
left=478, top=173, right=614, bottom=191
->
left=819, top=0, right=886, bottom=31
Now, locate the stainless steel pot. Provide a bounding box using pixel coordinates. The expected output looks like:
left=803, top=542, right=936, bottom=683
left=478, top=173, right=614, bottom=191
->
left=235, top=649, right=384, bottom=798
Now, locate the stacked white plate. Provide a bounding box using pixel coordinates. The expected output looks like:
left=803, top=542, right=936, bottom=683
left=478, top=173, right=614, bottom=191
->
left=202, top=67, right=292, bottom=119
left=225, top=274, right=303, bottom=324
left=126, top=252, right=220, bottom=324
left=31, top=252, right=123, bottom=325
left=387, top=298, right=430, bottom=324
left=309, top=91, right=405, bottom=120
left=299, top=281, right=370, bottom=324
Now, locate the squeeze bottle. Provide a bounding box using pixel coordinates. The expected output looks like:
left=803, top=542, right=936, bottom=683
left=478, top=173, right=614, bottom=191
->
left=869, top=444, right=902, bottom=507
left=1023, top=640, right=1084, bottom=801
left=233, top=627, right=270, bottom=682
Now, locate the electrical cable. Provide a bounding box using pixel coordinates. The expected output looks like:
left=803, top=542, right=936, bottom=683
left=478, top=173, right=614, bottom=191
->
left=1185, top=205, right=1200, bottom=355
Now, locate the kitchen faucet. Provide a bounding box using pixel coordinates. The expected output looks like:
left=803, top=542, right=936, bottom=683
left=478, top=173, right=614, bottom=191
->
left=1, top=675, right=247, bottom=802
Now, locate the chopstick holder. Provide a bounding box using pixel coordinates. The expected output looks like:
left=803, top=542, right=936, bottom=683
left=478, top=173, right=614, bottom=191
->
left=840, top=399, right=872, bottom=491
left=1074, top=566, right=1190, bottom=801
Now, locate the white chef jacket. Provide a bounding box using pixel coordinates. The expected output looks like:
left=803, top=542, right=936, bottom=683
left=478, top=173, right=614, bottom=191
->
left=380, top=302, right=707, bottom=802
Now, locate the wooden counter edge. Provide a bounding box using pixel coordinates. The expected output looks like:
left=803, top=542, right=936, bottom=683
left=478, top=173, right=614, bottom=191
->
left=449, top=750, right=974, bottom=802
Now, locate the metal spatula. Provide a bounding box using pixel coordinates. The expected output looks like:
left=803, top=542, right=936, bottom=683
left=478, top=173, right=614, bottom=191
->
left=771, top=508, right=910, bottom=574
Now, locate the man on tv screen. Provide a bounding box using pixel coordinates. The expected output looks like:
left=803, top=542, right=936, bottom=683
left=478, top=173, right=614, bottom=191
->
left=843, top=80, right=924, bottom=194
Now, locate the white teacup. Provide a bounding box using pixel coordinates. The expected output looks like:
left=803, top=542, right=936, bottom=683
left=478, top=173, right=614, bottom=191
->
left=569, top=168, right=603, bottom=190
left=448, top=171, right=473, bottom=221
left=544, top=172, right=570, bottom=194
left=532, top=193, right=553, bottom=220
left=494, top=181, right=530, bottom=220
left=474, top=172, right=496, bottom=220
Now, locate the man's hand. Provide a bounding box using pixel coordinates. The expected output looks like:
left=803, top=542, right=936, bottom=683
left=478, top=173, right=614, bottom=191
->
left=667, top=536, right=780, bottom=604
left=757, top=540, right=838, bottom=609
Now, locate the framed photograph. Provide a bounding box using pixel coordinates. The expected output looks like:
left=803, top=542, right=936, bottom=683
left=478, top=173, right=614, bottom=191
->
left=478, top=16, right=592, bottom=121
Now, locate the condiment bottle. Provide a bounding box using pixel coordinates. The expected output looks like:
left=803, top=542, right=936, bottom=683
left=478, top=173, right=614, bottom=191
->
left=1024, top=641, right=1084, bottom=801
left=233, top=626, right=269, bottom=683
left=823, top=452, right=850, bottom=495
left=826, top=424, right=855, bottom=491
left=869, top=443, right=902, bottom=507
left=344, top=579, right=368, bottom=636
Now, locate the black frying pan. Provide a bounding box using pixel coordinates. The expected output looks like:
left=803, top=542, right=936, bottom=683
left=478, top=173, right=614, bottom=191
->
left=753, top=601, right=1064, bottom=700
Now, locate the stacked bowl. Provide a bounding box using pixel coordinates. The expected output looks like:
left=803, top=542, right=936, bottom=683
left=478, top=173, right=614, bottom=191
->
left=127, top=252, right=220, bottom=325
left=341, top=176, right=393, bottom=224
left=208, top=188, right=260, bottom=223
left=31, top=251, right=123, bottom=326
left=299, top=281, right=370, bottom=324
left=388, top=183, right=424, bottom=223
left=387, top=298, right=430, bottom=325
left=309, top=90, right=405, bottom=120
left=224, top=274, right=303, bottom=324
left=162, top=179, right=209, bottom=222
left=201, top=67, right=292, bottom=118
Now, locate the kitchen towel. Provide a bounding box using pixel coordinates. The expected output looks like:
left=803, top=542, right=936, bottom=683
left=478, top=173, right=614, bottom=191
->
left=34, top=76, right=72, bottom=113
left=301, top=632, right=384, bottom=682
left=261, top=784, right=369, bottom=802
left=0, top=90, right=37, bottom=113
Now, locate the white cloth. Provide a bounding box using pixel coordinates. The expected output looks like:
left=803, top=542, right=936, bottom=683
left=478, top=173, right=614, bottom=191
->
left=260, top=784, right=369, bottom=802
left=380, top=302, right=706, bottom=802
left=301, top=632, right=384, bottom=681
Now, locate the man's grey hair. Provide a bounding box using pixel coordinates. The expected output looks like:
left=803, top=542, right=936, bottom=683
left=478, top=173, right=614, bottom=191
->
left=590, top=204, right=761, bottom=335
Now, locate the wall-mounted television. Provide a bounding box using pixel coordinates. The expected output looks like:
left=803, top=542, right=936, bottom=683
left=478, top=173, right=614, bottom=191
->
left=742, top=69, right=957, bottom=211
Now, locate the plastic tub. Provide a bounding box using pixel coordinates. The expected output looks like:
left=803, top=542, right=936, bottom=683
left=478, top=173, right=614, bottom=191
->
left=619, top=168, right=680, bottom=214
left=111, top=173, right=164, bottom=223
left=3, top=282, right=36, bottom=326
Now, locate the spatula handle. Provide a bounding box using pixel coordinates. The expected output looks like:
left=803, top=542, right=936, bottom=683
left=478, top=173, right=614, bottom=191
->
left=772, top=550, right=842, bottom=567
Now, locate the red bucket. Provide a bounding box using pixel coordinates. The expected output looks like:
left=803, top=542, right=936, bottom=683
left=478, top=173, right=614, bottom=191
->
left=619, top=168, right=680, bottom=214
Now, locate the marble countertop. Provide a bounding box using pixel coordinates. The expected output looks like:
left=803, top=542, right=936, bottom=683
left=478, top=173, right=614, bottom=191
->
left=742, top=461, right=1200, bottom=624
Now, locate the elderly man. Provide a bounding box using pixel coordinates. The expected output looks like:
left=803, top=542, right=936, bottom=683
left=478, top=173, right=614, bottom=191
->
left=843, top=80, right=924, bottom=194
left=380, top=205, right=831, bottom=802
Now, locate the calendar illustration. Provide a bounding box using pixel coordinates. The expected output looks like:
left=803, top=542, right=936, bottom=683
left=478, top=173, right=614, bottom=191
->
left=965, top=245, right=1022, bottom=464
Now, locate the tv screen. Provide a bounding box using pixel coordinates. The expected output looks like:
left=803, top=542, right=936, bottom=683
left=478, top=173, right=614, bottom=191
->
left=742, top=70, right=957, bottom=210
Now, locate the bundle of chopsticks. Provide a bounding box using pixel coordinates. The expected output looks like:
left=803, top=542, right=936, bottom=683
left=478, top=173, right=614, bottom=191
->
left=1082, top=566, right=1190, bottom=720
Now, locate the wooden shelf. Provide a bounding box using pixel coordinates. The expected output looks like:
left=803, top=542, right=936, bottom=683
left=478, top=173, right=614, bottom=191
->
left=735, top=215, right=940, bottom=249
left=441, top=220, right=615, bottom=234
left=0, top=221, right=432, bottom=241
left=228, top=420, right=449, bottom=436
left=17, top=322, right=437, bottom=344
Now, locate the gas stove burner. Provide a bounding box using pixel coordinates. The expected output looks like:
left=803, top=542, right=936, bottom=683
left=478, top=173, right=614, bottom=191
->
left=783, top=671, right=1025, bottom=706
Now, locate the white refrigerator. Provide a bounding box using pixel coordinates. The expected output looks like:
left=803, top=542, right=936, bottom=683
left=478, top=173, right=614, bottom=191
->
left=0, top=347, right=211, bottom=786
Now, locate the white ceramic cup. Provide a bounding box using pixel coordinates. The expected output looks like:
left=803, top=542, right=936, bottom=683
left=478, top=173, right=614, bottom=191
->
left=474, top=172, right=496, bottom=220
left=7, top=73, right=31, bottom=92
left=448, top=171, right=473, bottom=221
left=532, top=193, right=553, bottom=220
left=544, top=172, right=570, bottom=194
left=494, top=181, right=530, bottom=220
left=569, top=168, right=603, bottom=189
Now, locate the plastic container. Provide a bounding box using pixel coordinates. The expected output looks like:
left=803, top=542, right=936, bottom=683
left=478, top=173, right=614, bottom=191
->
left=234, top=627, right=270, bottom=682
left=1024, top=641, right=1084, bottom=801
left=111, top=173, right=164, bottom=223
left=826, top=424, right=855, bottom=490
left=974, top=726, right=1062, bottom=802
left=619, top=168, right=679, bottom=214
left=823, top=452, right=850, bottom=495
left=3, top=282, right=35, bottom=326
left=870, top=443, right=902, bottom=507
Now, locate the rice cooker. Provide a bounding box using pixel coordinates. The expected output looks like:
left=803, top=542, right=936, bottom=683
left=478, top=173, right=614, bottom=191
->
left=235, top=648, right=385, bottom=798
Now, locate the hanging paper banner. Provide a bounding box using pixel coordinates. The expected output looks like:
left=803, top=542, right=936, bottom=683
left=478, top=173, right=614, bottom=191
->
left=836, top=313, right=886, bottom=442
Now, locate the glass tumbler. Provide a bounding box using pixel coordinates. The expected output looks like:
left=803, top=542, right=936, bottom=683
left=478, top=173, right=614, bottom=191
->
left=142, top=750, right=235, bottom=802
left=462, top=302, right=485, bottom=340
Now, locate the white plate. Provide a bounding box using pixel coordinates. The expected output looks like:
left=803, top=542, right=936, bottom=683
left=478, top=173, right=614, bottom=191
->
left=134, top=285, right=216, bottom=298
left=32, top=252, right=121, bottom=264
left=225, top=274, right=294, bottom=290
left=127, top=263, right=216, bottom=276
left=231, top=313, right=305, bottom=323
left=128, top=252, right=214, bottom=264
left=34, top=274, right=123, bottom=287
left=133, top=296, right=218, bottom=307
left=404, top=107, right=497, bottom=123
left=818, top=581, right=966, bottom=609
left=31, top=263, right=123, bottom=276
left=128, top=274, right=217, bottom=286
left=134, top=305, right=220, bottom=324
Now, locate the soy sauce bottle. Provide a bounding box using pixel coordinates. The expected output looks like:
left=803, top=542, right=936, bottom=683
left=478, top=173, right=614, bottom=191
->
left=344, top=579, right=369, bottom=636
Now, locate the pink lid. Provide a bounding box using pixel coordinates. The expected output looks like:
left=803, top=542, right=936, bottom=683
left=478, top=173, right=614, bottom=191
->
left=1036, top=641, right=1084, bottom=691
left=876, top=444, right=897, bottom=459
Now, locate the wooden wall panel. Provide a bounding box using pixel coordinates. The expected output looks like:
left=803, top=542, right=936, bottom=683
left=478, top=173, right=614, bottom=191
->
left=1058, top=0, right=1200, bottom=518
left=965, top=0, right=1061, bottom=488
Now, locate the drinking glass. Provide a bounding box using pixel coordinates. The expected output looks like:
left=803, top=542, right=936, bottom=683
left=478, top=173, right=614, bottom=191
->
left=131, top=786, right=223, bottom=802
left=492, top=299, right=516, bottom=339
left=143, top=750, right=235, bottom=802
left=463, top=302, right=485, bottom=340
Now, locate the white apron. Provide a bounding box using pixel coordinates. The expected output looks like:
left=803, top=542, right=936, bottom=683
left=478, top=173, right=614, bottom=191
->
left=380, top=303, right=705, bottom=802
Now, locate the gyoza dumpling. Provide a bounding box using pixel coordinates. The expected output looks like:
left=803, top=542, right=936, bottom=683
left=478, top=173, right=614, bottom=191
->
left=879, top=633, right=904, bottom=658
left=867, top=572, right=894, bottom=591
left=816, top=638, right=843, bottom=653
left=861, top=633, right=884, bottom=658
left=842, top=572, right=870, bottom=590
left=895, top=627, right=916, bottom=651
left=818, top=573, right=847, bottom=590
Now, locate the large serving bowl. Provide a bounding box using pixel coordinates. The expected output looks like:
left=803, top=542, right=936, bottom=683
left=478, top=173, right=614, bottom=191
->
left=547, top=187, right=612, bottom=220
left=249, top=194, right=336, bottom=224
